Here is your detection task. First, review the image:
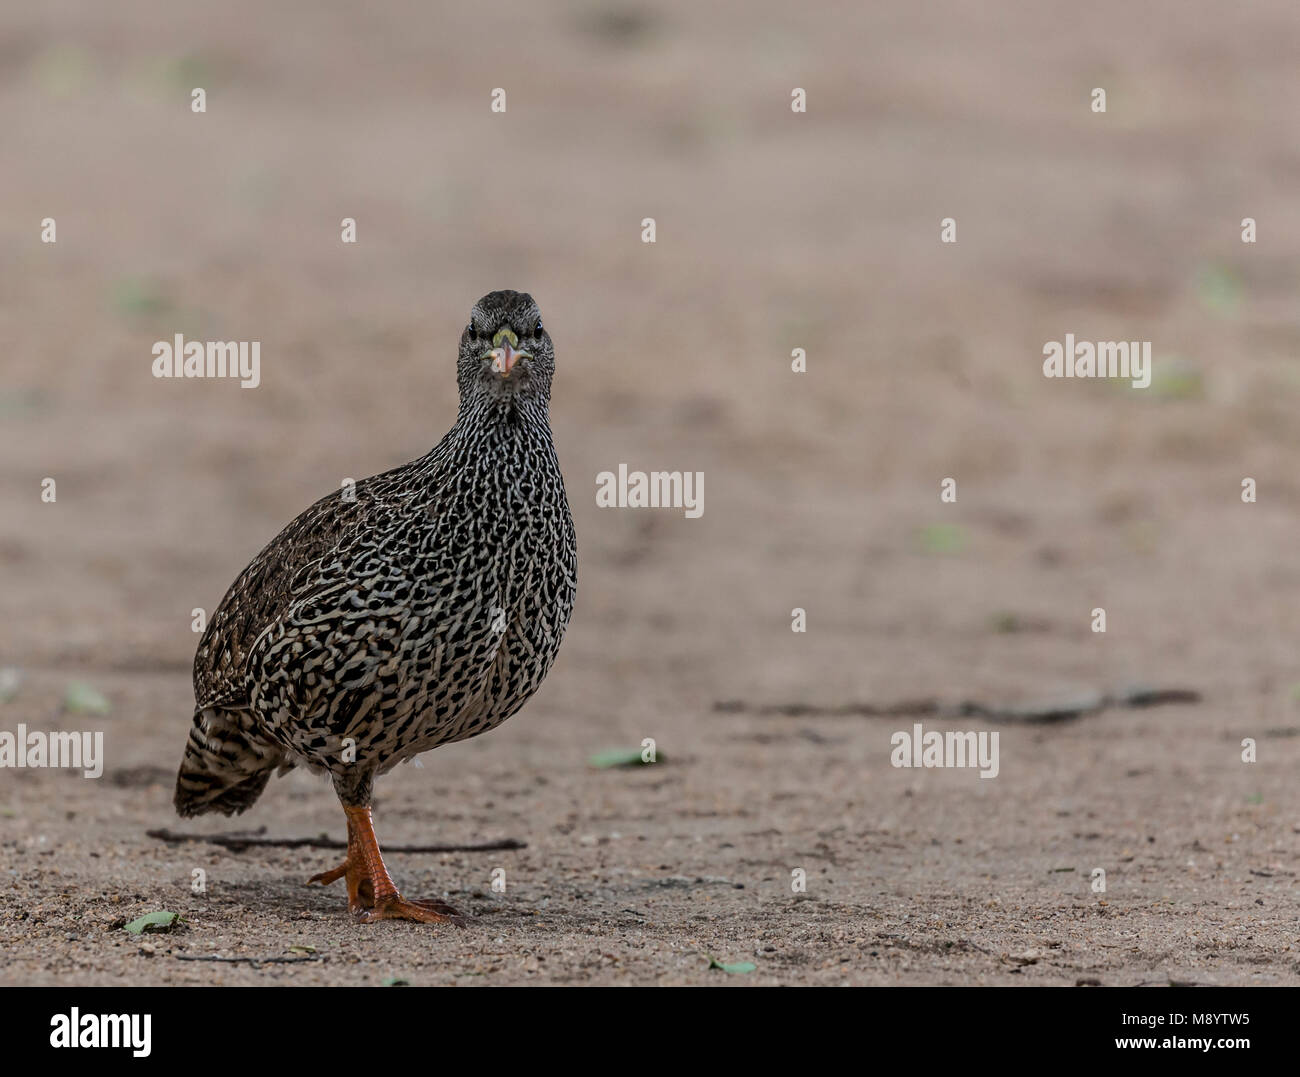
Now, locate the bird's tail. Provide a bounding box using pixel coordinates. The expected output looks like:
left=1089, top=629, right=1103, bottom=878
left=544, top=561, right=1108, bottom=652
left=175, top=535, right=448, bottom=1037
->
left=173, top=708, right=287, bottom=817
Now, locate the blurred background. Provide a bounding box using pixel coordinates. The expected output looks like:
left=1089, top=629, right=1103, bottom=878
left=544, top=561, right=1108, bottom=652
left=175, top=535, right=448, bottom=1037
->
left=2, top=1, right=1299, bottom=984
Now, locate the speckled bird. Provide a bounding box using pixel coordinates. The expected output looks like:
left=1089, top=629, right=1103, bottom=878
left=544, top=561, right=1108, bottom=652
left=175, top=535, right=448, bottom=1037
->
left=174, top=290, right=577, bottom=924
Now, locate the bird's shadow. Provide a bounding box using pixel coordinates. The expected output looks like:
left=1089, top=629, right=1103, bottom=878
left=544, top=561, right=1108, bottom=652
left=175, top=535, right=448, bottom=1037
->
left=212, top=873, right=503, bottom=926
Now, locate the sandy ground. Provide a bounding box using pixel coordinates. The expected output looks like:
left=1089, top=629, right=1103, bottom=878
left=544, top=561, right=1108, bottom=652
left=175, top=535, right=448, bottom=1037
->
left=2, top=0, right=1299, bottom=985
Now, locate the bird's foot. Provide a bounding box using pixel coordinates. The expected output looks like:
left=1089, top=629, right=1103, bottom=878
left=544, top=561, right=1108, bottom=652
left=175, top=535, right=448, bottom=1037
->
left=358, top=895, right=467, bottom=926
left=306, top=805, right=469, bottom=927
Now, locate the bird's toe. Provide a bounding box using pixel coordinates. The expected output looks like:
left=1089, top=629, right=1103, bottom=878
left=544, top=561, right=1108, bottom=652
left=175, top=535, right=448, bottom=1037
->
left=357, top=895, right=468, bottom=927
left=306, top=862, right=348, bottom=887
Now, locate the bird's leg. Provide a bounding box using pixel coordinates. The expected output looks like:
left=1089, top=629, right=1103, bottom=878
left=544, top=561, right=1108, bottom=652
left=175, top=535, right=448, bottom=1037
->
left=309, top=805, right=465, bottom=925
left=307, top=810, right=375, bottom=911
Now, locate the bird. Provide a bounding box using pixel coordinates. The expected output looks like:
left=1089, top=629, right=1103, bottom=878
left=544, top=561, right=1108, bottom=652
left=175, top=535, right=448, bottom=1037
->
left=173, top=290, right=577, bottom=925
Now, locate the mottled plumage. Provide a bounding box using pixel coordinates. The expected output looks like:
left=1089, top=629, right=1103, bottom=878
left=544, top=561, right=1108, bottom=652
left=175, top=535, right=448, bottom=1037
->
left=173, top=290, right=576, bottom=923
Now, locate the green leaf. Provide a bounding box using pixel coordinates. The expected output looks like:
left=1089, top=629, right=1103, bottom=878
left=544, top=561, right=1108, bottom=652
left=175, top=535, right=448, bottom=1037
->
left=63, top=681, right=110, bottom=714
left=708, top=957, right=756, bottom=974
left=287, top=945, right=316, bottom=954
left=110, top=276, right=171, bottom=317
left=0, top=390, right=49, bottom=419
left=32, top=45, right=94, bottom=99
left=989, top=612, right=1020, bottom=634
left=123, top=911, right=184, bottom=935
left=382, top=977, right=410, bottom=987
left=917, top=523, right=966, bottom=555
left=0, top=668, right=21, bottom=703
left=1147, top=358, right=1204, bottom=401
left=1196, top=264, right=1242, bottom=315
left=160, top=53, right=213, bottom=90
left=588, top=746, right=660, bottom=768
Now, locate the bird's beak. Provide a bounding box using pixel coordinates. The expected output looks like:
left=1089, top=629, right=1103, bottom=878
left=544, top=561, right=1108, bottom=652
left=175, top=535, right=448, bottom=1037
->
left=486, top=328, right=530, bottom=376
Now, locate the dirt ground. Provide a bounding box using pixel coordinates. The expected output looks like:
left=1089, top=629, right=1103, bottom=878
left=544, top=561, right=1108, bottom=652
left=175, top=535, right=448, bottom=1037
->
left=2, top=1, right=1299, bottom=986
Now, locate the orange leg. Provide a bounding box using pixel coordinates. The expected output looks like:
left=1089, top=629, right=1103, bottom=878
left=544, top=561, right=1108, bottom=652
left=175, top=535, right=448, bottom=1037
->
left=307, top=805, right=466, bottom=925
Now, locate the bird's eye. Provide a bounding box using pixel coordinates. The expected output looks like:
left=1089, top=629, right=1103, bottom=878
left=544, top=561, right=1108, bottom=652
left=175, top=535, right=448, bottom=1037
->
left=534, top=319, right=544, bottom=335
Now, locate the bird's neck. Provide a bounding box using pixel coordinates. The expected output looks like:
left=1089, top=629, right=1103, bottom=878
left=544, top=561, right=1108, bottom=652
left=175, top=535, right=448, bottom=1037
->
left=439, top=394, right=555, bottom=468
left=456, top=391, right=549, bottom=431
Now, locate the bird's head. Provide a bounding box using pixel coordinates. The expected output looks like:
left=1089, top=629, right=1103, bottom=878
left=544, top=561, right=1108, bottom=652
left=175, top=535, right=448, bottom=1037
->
left=457, top=290, right=554, bottom=408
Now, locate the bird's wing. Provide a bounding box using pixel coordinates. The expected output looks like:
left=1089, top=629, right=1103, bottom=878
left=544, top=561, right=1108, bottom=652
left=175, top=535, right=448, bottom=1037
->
left=192, top=485, right=373, bottom=710
left=192, top=431, right=461, bottom=714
